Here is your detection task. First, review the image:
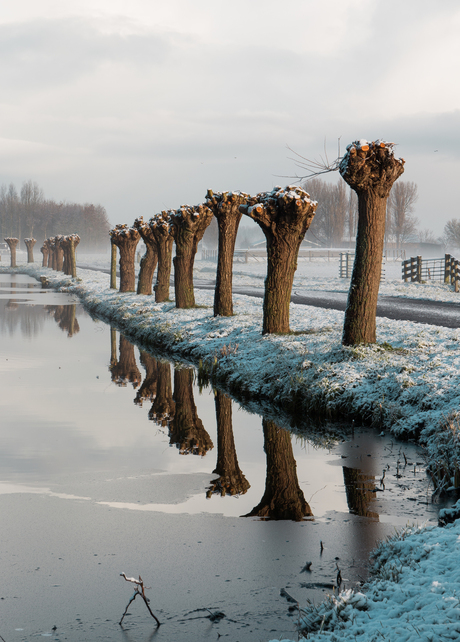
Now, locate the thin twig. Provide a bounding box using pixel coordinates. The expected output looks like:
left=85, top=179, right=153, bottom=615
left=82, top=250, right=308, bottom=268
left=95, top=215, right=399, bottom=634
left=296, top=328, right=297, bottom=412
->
left=119, top=572, right=161, bottom=627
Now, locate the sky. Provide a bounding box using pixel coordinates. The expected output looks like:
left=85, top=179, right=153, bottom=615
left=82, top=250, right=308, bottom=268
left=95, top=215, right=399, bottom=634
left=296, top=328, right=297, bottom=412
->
left=0, top=0, right=459, bottom=234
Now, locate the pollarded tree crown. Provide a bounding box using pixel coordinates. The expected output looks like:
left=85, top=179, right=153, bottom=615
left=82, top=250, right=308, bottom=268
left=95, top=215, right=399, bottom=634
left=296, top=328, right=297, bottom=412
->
left=205, top=189, right=250, bottom=211
left=240, top=185, right=317, bottom=230
left=169, top=204, right=213, bottom=236
left=109, top=224, right=141, bottom=244
left=339, top=140, right=405, bottom=197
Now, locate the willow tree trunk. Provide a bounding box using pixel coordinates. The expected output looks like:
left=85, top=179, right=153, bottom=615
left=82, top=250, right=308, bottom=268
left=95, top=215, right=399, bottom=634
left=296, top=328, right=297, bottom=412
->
left=110, top=334, right=142, bottom=388
left=133, top=218, right=159, bottom=295
left=24, top=238, right=36, bottom=263
left=244, top=419, right=312, bottom=521
left=148, top=360, right=175, bottom=426
left=240, top=186, right=317, bottom=334
left=342, top=466, right=379, bottom=519
left=55, top=236, right=65, bottom=272
left=148, top=213, right=174, bottom=302
left=5, top=238, right=19, bottom=268
left=207, top=389, right=250, bottom=497
left=41, top=244, right=49, bottom=267
left=110, top=241, right=117, bottom=289
left=135, top=351, right=158, bottom=407
left=169, top=367, right=213, bottom=455
left=340, top=140, right=405, bottom=345
left=170, top=204, right=213, bottom=309
left=48, top=240, right=54, bottom=268
left=110, top=225, right=141, bottom=293
left=206, top=190, right=248, bottom=316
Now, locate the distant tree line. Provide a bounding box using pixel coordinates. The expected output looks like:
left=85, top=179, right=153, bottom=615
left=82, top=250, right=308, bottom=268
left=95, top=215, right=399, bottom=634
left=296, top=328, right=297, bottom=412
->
left=0, top=179, right=110, bottom=250
left=303, top=178, right=421, bottom=249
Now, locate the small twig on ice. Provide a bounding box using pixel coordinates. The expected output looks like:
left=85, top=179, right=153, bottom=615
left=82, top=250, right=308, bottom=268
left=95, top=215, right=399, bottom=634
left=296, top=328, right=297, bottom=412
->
left=119, top=572, right=161, bottom=627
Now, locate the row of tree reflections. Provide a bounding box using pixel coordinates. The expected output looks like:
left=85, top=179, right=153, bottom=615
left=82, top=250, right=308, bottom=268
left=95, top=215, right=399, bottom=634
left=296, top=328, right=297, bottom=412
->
left=109, top=328, right=379, bottom=521
left=110, top=140, right=405, bottom=345
left=4, top=234, right=80, bottom=278
left=1, top=292, right=80, bottom=338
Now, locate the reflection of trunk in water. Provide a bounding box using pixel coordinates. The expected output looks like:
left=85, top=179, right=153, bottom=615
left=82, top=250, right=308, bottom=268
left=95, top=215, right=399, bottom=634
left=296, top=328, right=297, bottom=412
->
left=169, top=367, right=213, bottom=455
left=148, top=360, right=175, bottom=427
left=207, top=389, right=250, bottom=497
left=45, top=304, right=80, bottom=337
left=134, top=351, right=158, bottom=406
left=110, top=334, right=141, bottom=388
left=342, top=466, right=379, bottom=520
left=244, top=419, right=313, bottom=521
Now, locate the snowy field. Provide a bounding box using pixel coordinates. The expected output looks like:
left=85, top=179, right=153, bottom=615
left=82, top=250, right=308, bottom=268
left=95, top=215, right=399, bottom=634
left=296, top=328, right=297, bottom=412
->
left=4, top=252, right=460, bottom=642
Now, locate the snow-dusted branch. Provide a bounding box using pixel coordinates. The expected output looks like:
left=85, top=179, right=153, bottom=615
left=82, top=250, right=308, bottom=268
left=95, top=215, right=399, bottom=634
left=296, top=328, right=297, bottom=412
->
left=119, top=572, right=161, bottom=627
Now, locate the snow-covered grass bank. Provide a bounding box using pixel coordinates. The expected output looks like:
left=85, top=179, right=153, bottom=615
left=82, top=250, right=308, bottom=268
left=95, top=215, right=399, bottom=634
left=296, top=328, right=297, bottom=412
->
left=274, top=518, right=460, bottom=642
left=4, top=257, right=460, bottom=642
left=4, top=258, right=460, bottom=476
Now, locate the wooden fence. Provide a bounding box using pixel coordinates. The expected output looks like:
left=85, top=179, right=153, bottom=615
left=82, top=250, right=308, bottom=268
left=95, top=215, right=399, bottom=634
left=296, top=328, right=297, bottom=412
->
left=339, top=252, right=386, bottom=280
left=401, top=254, right=460, bottom=291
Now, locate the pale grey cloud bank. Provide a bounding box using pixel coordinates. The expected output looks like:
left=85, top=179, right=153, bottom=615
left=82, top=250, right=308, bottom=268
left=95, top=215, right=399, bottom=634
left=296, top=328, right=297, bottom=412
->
left=0, top=0, right=459, bottom=232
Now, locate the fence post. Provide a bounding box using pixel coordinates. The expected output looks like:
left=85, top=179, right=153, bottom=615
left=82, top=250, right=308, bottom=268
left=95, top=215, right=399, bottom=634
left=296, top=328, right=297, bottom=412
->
left=445, top=254, right=451, bottom=283
left=402, top=259, right=409, bottom=282
left=455, top=261, right=460, bottom=293
left=451, top=257, right=456, bottom=284
left=409, top=256, right=416, bottom=281
left=416, top=256, right=422, bottom=282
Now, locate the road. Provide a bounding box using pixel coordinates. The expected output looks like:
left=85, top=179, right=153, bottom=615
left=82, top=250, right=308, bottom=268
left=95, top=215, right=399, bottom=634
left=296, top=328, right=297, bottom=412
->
left=77, top=264, right=460, bottom=329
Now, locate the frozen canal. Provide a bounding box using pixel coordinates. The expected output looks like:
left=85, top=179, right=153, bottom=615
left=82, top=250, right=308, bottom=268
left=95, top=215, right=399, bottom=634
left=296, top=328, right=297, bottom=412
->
left=0, top=273, right=444, bottom=642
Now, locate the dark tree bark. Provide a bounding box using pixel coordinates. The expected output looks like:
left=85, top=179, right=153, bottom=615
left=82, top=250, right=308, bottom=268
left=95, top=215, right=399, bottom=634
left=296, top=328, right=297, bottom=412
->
left=24, top=238, right=36, bottom=263
left=133, top=217, right=159, bottom=295
left=149, top=212, right=174, bottom=303
left=5, top=238, right=19, bottom=268
left=205, top=190, right=249, bottom=316
left=110, top=327, right=117, bottom=370
left=109, top=225, right=141, bottom=292
left=342, top=467, right=379, bottom=519
left=54, top=235, right=65, bottom=271
left=244, top=419, right=312, bottom=521
left=110, top=334, right=142, bottom=388
left=240, top=186, right=317, bottom=334
left=340, top=140, right=405, bottom=345
left=169, top=367, right=213, bottom=455
left=61, top=234, right=80, bottom=277
left=134, top=351, right=158, bottom=407
left=48, top=238, right=54, bottom=268
left=41, top=241, right=50, bottom=267
left=110, top=240, right=117, bottom=289
left=207, top=389, right=250, bottom=497
left=148, top=360, right=175, bottom=426
left=170, top=204, right=213, bottom=308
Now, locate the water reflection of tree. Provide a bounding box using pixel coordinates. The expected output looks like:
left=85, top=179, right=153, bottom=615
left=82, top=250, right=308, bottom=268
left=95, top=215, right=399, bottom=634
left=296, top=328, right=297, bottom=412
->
left=134, top=351, right=158, bottom=406
left=45, top=305, right=80, bottom=337
left=110, top=334, right=141, bottom=388
left=342, top=466, right=379, bottom=520
left=207, top=389, right=250, bottom=497
left=169, top=367, right=213, bottom=455
left=244, top=419, right=313, bottom=521
left=148, top=359, right=175, bottom=426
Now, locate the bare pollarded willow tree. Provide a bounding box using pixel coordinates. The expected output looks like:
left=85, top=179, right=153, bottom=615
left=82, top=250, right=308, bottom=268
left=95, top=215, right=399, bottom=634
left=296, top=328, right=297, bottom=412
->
left=109, top=224, right=141, bottom=293
left=40, top=241, right=49, bottom=267
left=205, top=190, right=249, bottom=317
left=339, top=140, right=405, bottom=345
left=24, top=238, right=36, bottom=263
left=244, top=418, right=312, bottom=521
left=169, top=204, right=213, bottom=309
left=133, top=217, right=158, bottom=295
left=240, top=186, right=317, bottom=334
left=149, top=211, right=175, bottom=303
left=61, top=234, right=80, bottom=277
left=5, top=238, right=19, bottom=268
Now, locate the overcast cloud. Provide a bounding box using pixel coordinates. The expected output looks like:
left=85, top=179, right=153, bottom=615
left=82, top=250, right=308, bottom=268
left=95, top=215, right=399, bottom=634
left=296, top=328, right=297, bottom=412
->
left=0, top=0, right=459, bottom=232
